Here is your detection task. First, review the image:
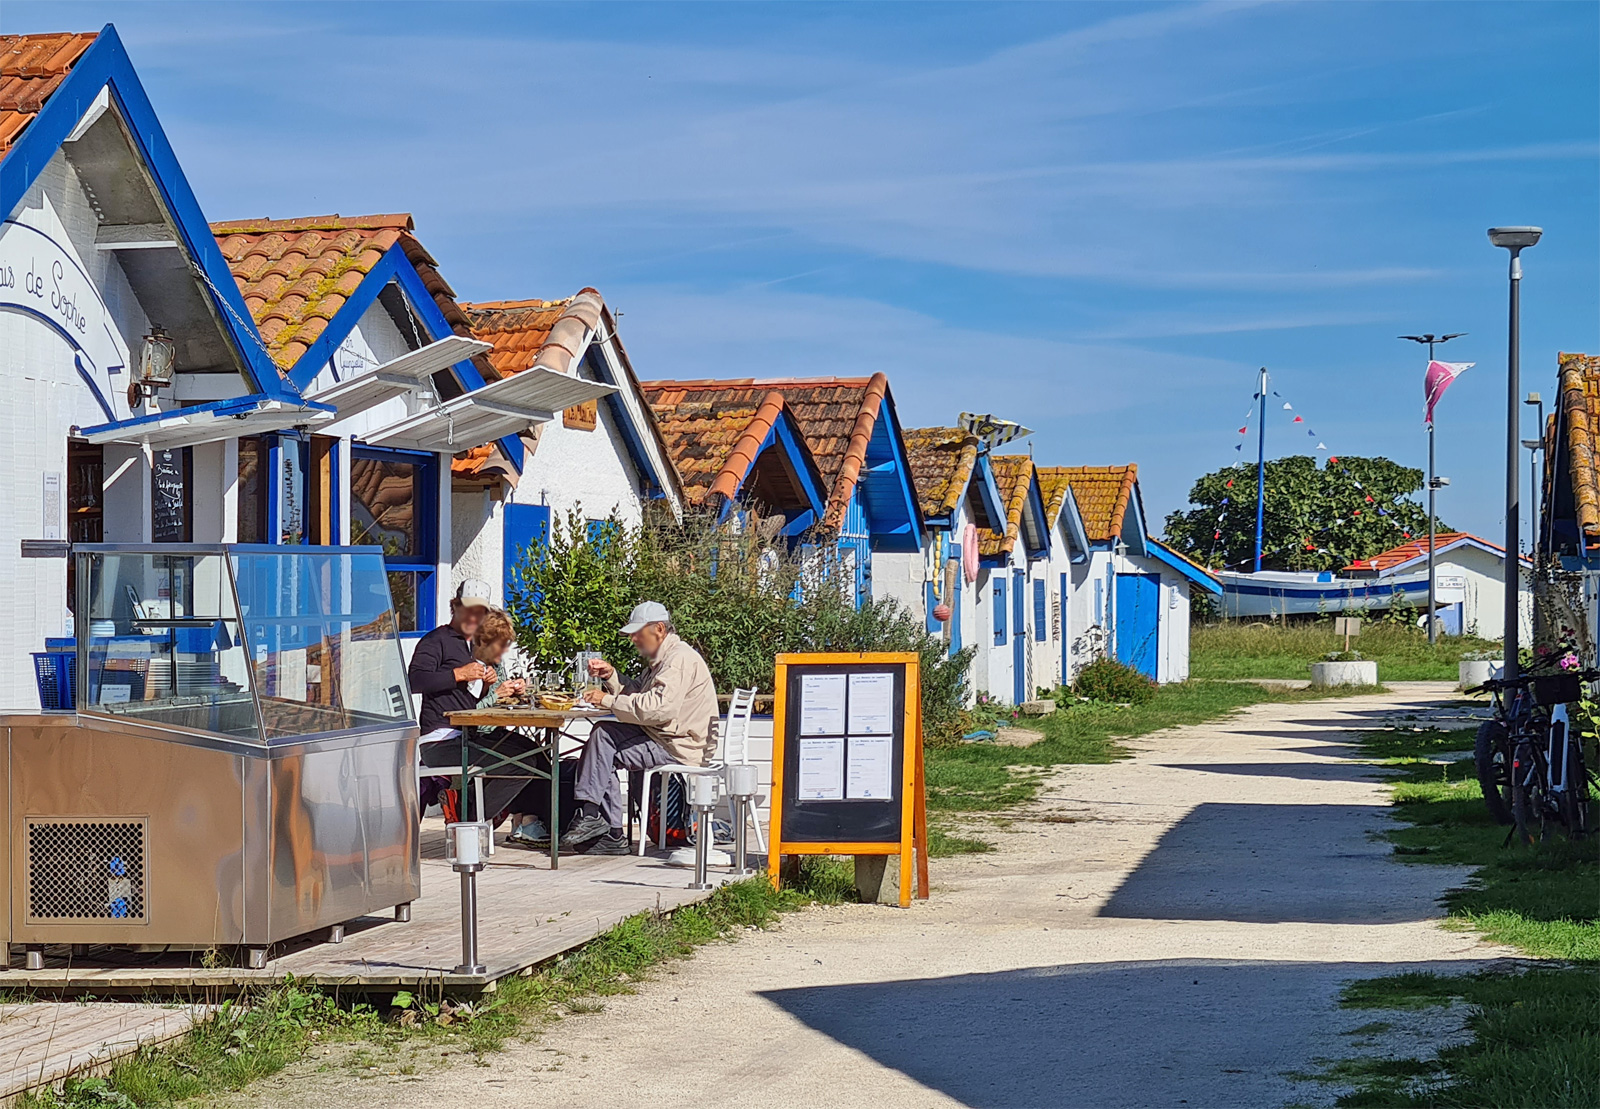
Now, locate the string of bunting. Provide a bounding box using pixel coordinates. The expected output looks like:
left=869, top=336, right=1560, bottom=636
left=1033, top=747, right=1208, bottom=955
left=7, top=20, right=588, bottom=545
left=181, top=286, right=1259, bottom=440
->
left=1213, top=384, right=1423, bottom=571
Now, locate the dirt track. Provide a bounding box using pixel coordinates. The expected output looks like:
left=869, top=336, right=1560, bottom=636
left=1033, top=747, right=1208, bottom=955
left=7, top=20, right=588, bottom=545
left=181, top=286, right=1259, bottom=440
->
left=227, top=684, right=1507, bottom=1109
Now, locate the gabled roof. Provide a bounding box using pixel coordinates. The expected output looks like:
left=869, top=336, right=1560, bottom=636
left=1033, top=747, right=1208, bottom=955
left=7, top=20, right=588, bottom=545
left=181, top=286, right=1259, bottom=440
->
left=638, top=376, right=920, bottom=546
left=1147, top=539, right=1223, bottom=595
left=1058, top=465, right=1139, bottom=544
left=1037, top=466, right=1091, bottom=563
left=980, top=454, right=1050, bottom=561
left=212, top=213, right=481, bottom=381
left=904, top=427, right=978, bottom=519
left=455, top=290, right=684, bottom=507
left=2, top=26, right=299, bottom=404
left=0, top=32, right=97, bottom=156
left=1556, top=352, right=1600, bottom=543
left=642, top=387, right=827, bottom=520
left=1342, top=531, right=1528, bottom=575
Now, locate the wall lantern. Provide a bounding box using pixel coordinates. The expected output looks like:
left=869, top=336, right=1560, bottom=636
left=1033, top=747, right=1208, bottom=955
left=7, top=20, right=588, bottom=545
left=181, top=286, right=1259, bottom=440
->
left=128, top=326, right=176, bottom=407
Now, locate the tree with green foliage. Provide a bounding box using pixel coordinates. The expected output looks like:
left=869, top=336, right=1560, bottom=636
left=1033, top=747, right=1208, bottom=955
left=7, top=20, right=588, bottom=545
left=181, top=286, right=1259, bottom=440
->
left=1163, top=455, right=1439, bottom=572
left=505, top=507, right=637, bottom=677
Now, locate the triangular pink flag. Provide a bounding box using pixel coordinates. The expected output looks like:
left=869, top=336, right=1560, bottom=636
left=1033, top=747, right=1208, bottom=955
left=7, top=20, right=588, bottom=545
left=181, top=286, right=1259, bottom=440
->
left=1424, top=360, right=1473, bottom=424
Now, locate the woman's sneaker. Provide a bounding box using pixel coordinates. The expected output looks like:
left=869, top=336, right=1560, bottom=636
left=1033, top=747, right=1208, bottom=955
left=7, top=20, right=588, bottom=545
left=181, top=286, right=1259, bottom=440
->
left=506, top=817, right=550, bottom=848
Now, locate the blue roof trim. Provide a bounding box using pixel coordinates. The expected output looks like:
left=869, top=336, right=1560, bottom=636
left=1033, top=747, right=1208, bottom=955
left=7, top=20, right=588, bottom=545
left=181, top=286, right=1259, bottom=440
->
left=277, top=240, right=524, bottom=473
left=582, top=348, right=669, bottom=500
left=1057, top=487, right=1091, bottom=564
left=858, top=387, right=924, bottom=553
left=770, top=411, right=829, bottom=518
left=2, top=26, right=297, bottom=404
left=970, top=452, right=1005, bottom=531
left=1147, top=540, right=1223, bottom=595
left=73, top=392, right=336, bottom=437
left=1022, top=473, right=1051, bottom=560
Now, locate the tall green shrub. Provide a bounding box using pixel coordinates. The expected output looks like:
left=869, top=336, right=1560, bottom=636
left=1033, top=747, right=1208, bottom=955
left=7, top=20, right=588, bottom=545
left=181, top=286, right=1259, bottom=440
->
left=505, top=508, right=636, bottom=676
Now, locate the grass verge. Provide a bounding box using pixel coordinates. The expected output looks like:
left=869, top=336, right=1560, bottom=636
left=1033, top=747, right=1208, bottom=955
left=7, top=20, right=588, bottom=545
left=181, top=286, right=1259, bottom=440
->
left=1322, top=725, right=1599, bottom=1107
left=1190, top=620, right=1499, bottom=681
left=21, top=859, right=854, bottom=1109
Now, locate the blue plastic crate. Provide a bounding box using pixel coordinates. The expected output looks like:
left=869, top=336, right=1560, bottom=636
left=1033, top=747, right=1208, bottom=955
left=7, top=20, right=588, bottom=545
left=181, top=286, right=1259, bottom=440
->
left=32, top=651, right=77, bottom=711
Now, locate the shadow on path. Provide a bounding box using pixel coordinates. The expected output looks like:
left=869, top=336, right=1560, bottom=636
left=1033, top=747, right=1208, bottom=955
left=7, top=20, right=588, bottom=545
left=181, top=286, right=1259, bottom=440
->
left=761, top=957, right=1477, bottom=1109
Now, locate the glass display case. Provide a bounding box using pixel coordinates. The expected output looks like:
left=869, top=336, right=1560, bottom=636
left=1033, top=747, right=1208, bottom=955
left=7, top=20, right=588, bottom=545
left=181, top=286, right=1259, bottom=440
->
left=76, top=545, right=411, bottom=743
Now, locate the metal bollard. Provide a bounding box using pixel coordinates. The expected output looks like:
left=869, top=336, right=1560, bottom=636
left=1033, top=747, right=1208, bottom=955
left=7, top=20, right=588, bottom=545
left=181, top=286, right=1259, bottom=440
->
left=687, top=773, right=718, bottom=891
left=446, top=821, right=491, bottom=975
left=724, top=763, right=759, bottom=876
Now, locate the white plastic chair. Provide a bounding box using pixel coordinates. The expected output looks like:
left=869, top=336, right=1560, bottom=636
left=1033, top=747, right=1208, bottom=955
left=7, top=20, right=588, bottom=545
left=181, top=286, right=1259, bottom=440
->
left=637, top=688, right=759, bottom=856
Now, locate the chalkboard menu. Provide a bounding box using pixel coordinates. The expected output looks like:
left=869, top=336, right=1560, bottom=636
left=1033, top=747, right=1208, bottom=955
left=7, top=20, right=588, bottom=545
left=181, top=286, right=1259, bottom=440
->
left=768, top=652, right=928, bottom=907
left=150, top=447, right=192, bottom=543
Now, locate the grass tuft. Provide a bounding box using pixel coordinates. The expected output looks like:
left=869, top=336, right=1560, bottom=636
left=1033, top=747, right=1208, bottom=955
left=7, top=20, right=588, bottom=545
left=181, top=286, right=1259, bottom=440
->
left=1191, top=621, right=1500, bottom=681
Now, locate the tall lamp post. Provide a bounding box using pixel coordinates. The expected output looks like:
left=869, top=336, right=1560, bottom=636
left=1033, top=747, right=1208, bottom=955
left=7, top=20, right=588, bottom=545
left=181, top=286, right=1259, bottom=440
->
left=1400, top=332, right=1465, bottom=646
left=1525, top=390, right=1545, bottom=557
left=1489, top=227, right=1542, bottom=680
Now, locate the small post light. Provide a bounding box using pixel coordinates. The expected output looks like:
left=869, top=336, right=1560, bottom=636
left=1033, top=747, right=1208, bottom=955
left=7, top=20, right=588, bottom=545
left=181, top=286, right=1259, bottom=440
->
left=445, top=821, right=491, bottom=975
left=723, top=763, right=760, bottom=877
left=129, top=326, right=177, bottom=407
left=687, top=773, right=719, bottom=891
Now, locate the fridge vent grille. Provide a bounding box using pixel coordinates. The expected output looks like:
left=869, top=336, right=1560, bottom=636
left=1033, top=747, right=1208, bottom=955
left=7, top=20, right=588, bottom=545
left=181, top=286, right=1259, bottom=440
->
left=25, top=818, right=148, bottom=924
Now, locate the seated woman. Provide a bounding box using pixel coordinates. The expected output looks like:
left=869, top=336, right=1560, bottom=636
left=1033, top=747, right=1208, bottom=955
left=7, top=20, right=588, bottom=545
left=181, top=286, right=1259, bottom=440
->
left=469, top=610, right=553, bottom=846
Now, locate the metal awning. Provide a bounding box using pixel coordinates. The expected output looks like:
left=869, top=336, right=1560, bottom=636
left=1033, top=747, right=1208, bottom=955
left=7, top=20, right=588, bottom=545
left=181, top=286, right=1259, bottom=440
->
left=308, top=335, right=492, bottom=420
left=75, top=395, right=337, bottom=448
left=360, top=367, right=617, bottom=452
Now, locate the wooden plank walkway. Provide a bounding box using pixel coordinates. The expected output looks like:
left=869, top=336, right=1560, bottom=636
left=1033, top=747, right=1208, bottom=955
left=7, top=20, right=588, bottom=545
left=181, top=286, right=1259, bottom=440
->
left=5, top=818, right=762, bottom=998
left=0, top=1002, right=204, bottom=1103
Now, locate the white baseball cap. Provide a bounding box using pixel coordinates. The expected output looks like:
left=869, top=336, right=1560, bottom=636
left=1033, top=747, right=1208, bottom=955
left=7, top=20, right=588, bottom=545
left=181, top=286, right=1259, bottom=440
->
left=454, top=579, right=493, bottom=611
left=620, top=600, right=670, bottom=634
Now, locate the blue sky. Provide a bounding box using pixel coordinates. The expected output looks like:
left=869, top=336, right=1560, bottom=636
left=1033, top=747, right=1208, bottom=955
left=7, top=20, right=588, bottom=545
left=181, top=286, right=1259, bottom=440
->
left=12, top=1, right=1599, bottom=544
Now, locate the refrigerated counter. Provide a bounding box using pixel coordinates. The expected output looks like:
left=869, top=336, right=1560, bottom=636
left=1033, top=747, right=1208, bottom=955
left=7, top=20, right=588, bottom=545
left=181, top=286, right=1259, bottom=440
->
left=2, top=545, right=420, bottom=968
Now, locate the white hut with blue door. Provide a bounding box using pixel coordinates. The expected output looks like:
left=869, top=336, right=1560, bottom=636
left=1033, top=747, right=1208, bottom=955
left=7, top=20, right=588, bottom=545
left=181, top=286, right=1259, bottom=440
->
left=976, top=455, right=1053, bottom=704
left=1059, top=465, right=1219, bottom=683
left=448, top=292, right=686, bottom=607
left=901, top=427, right=1007, bottom=670
left=0, top=28, right=337, bottom=709
left=209, top=217, right=615, bottom=651
left=1036, top=468, right=1093, bottom=688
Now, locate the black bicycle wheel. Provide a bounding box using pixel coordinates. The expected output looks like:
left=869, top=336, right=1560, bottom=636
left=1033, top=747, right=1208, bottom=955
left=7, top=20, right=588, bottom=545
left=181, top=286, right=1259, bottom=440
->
left=1557, top=743, right=1593, bottom=839
left=1475, top=720, right=1514, bottom=825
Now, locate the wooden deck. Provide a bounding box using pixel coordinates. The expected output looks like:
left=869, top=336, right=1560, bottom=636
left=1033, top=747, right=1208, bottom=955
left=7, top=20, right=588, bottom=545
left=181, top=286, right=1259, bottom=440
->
left=5, top=819, right=760, bottom=999
left=0, top=1002, right=204, bottom=1102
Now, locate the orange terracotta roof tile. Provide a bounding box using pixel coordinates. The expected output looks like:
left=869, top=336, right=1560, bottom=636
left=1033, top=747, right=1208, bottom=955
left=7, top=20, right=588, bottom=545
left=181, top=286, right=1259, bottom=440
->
left=637, top=376, right=887, bottom=530
left=979, top=454, right=1035, bottom=557
left=210, top=214, right=480, bottom=376
left=1057, top=465, right=1138, bottom=543
left=1342, top=531, right=1525, bottom=573
left=0, top=31, right=97, bottom=158
left=641, top=388, right=788, bottom=506
left=1036, top=467, right=1076, bottom=528
left=902, top=427, right=979, bottom=520
left=1558, top=352, right=1600, bottom=541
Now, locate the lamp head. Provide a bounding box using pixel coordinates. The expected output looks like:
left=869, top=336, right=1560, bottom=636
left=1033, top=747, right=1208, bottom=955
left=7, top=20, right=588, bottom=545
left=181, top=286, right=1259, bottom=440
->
left=1488, top=227, right=1542, bottom=250
left=1525, top=392, right=1543, bottom=406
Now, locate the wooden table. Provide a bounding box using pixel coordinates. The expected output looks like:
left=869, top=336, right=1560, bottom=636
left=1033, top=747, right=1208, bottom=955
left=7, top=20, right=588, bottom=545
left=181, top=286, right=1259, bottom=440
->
left=445, top=705, right=612, bottom=869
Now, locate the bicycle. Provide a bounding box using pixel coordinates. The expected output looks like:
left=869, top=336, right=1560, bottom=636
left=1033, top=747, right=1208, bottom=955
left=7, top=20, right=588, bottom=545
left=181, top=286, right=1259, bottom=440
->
left=1470, top=667, right=1598, bottom=845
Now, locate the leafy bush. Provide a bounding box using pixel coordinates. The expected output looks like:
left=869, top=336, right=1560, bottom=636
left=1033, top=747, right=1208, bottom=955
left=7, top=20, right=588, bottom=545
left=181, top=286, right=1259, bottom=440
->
left=1071, top=657, right=1157, bottom=704
left=504, top=509, right=973, bottom=743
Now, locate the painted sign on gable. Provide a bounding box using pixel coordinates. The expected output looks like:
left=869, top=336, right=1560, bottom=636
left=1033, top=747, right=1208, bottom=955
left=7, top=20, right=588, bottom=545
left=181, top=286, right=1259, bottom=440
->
left=0, top=199, right=129, bottom=422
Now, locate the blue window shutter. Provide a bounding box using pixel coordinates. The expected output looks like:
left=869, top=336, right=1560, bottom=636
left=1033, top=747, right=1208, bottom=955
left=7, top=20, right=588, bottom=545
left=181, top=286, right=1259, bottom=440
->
left=504, top=504, right=551, bottom=593
left=1012, top=569, right=1025, bottom=640
left=993, top=575, right=1006, bottom=644
left=925, top=581, right=942, bottom=633
left=1033, top=579, right=1047, bottom=642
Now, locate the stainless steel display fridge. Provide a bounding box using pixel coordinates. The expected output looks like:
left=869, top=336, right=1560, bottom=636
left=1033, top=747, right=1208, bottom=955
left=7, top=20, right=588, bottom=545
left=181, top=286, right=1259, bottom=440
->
left=2, top=545, right=421, bottom=969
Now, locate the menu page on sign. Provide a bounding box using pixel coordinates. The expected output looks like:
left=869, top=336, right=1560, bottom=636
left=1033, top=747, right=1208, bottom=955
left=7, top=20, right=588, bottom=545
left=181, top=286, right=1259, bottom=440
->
left=846, top=672, right=895, bottom=734
left=797, top=737, right=845, bottom=800
left=846, top=735, right=894, bottom=799
left=799, top=673, right=847, bottom=735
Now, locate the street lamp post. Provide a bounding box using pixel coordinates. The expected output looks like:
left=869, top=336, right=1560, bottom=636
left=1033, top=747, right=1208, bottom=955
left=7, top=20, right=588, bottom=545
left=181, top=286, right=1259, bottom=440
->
left=1400, top=332, right=1465, bottom=646
left=1489, top=227, right=1542, bottom=680
left=1525, top=391, right=1545, bottom=557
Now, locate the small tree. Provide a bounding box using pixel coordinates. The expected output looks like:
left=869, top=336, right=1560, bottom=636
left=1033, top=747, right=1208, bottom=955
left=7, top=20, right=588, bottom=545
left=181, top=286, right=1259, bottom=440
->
left=505, top=507, right=636, bottom=677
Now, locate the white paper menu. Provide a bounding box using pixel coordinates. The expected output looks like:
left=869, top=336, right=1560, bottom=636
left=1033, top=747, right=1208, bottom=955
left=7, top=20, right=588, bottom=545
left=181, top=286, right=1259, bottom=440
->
left=847, top=672, right=895, bottom=735
left=799, top=673, right=847, bottom=736
left=797, top=736, right=845, bottom=800
left=846, top=734, right=894, bottom=799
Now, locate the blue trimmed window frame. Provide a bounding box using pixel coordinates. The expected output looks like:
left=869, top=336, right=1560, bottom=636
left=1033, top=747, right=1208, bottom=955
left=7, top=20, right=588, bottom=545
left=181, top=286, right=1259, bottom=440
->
left=350, top=444, right=438, bottom=635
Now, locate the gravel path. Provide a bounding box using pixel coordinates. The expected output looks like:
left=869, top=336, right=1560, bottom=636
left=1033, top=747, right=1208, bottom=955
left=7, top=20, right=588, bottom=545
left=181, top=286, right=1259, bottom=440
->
left=227, top=684, right=1508, bottom=1109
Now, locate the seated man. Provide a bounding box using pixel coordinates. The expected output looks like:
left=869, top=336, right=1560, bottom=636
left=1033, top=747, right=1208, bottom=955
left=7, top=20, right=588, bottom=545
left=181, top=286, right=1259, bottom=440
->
left=562, top=601, right=718, bottom=854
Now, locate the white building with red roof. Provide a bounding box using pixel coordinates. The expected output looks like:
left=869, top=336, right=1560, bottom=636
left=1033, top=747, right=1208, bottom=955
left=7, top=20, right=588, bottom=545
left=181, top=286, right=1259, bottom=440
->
left=1342, top=532, right=1531, bottom=640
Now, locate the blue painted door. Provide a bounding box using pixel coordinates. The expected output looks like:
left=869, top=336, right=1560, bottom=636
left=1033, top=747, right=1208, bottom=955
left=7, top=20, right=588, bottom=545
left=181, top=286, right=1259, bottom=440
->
left=1012, top=568, right=1027, bottom=703
left=1115, top=572, right=1160, bottom=678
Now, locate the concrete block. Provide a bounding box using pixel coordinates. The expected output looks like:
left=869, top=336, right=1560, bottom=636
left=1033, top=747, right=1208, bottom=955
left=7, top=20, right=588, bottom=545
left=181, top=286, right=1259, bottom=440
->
left=853, top=855, right=904, bottom=905
left=1019, top=699, right=1057, bottom=716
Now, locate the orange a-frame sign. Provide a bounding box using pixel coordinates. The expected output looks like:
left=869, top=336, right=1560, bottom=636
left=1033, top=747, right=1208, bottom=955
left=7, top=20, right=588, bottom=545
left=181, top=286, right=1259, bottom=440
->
left=767, top=652, right=928, bottom=907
